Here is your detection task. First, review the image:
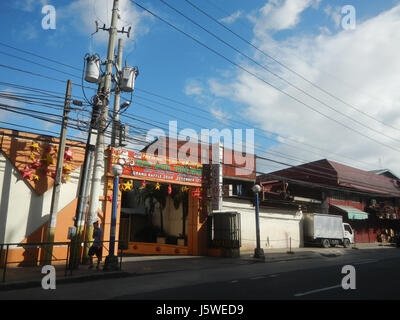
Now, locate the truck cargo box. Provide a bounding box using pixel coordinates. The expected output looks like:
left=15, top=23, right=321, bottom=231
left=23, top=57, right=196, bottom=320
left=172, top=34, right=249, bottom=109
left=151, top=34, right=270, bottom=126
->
left=304, top=213, right=344, bottom=240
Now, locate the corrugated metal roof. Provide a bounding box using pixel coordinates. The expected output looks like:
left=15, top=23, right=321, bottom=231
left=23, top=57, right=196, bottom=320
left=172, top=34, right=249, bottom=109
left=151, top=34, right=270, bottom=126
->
left=258, top=159, right=400, bottom=197
left=327, top=160, right=400, bottom=196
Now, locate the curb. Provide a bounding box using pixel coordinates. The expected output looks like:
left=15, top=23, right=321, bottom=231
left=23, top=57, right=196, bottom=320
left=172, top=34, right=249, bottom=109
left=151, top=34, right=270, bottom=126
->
left=0, top=271, right=131, bottom=291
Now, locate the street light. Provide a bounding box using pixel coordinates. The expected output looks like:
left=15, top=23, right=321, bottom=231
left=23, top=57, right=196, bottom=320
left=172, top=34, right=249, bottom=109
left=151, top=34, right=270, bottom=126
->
left=252, top=184, right=265, bottom=260
left=104, top=164, right=123, bottom=271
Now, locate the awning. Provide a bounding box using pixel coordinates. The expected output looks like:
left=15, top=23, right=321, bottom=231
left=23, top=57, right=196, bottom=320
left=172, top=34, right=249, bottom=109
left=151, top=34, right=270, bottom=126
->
left=331, top=204, right=369, bottom=220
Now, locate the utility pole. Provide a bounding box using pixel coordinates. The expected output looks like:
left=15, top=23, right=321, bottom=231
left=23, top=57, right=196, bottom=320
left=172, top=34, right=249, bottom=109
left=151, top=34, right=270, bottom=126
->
left=83, top=0, right=121, bottom=263
left=45, top=79, right=72, bottom=264
left=69, top=102, right=98, bottom=269
left=111, top=38, right=123, bottom=147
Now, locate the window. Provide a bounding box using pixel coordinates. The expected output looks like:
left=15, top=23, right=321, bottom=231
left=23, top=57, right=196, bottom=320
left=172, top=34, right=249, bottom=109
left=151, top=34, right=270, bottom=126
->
left=236, top=184, right=243, bottom=196
left=344, top=224, right=353, bottom=234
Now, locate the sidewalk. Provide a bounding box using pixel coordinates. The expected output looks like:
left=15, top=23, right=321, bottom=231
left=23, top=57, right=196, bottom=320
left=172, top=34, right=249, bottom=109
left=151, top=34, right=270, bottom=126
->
left=0, top=242, right=396, bottom=291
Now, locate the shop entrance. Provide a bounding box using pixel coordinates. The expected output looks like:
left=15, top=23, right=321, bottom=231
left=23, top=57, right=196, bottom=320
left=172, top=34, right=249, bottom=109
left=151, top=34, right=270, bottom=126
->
left=118, top=181, right=190, bottom=255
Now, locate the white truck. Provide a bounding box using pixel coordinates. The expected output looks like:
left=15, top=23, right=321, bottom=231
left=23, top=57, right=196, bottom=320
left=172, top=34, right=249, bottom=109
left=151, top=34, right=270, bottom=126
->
left=303, top=213, right=354, bottom=248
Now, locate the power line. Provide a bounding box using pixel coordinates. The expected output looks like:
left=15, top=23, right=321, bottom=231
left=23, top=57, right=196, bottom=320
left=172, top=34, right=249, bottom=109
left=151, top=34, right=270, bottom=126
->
left=183, top=0, right=400, bottom=134
left=130, top=0, right=400, bottom=154
left=0, top=41, right=82, bottom=72
left=159, top=0, right=400, bottom=145
left=0, top=49, right=389, bottom=171
left=0, top=48, right=383, bottom=170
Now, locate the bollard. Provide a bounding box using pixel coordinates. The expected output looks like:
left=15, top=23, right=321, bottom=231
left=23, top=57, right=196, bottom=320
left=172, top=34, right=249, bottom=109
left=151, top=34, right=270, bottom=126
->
left=287, top=237, right=294, bottom=254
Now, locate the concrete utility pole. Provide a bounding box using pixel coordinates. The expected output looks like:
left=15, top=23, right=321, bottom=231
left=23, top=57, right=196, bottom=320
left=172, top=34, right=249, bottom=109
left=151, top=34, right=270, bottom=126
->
left=111, top=38, right=123, bottom=147
left=45, top=79, right=72, bottom=264
left=69, top=104, right=98, bottom=269
left=83, top=0, right=121, bottom=263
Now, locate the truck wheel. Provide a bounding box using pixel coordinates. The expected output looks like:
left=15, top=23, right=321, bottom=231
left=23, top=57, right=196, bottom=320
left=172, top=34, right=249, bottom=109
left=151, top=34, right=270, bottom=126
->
left=321, top=239, right=330, bottom=248
left=343, top=239, right=350, bottom=248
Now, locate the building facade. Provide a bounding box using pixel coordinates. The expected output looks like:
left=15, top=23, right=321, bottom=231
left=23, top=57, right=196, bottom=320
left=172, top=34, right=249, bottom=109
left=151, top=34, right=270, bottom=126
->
left=257, top=159, right=400, bottom=243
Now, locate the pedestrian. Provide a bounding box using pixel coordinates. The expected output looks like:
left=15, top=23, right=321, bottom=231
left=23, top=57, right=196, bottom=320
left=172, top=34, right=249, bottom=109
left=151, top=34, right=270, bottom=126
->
left=88, top=220, right=103, bottom=269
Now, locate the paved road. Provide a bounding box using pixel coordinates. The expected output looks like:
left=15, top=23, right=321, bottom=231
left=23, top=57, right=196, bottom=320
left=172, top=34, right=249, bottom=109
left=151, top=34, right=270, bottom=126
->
left=0, top=247, right=399, bottom=301
left=115, top=255, right=400, bottom=300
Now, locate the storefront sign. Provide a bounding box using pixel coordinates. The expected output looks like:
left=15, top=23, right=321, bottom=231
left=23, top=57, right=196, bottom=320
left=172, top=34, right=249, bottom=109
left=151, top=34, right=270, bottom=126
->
left=110, top=148, right=203, bottom=186
left=211, top=143, right=223, bottom=211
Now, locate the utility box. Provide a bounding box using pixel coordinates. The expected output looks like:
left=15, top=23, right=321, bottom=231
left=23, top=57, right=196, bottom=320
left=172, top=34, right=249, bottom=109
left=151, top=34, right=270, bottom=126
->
left=85, top=55, right=101, bottom=83
left=119, top=66, right=139, bottom=92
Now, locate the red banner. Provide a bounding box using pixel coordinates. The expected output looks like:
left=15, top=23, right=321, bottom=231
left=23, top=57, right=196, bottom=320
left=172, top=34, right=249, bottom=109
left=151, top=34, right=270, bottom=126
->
left=110, top=148, right=203, bottom=186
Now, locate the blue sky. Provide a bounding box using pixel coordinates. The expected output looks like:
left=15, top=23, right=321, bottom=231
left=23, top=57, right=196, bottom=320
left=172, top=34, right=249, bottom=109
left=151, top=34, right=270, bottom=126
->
left=1, top=0, right=400, bottom=174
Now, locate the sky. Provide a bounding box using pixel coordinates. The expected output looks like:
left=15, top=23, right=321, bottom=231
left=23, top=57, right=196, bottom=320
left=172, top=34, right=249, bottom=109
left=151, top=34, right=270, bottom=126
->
left=1, top=0, right=400, bottom=176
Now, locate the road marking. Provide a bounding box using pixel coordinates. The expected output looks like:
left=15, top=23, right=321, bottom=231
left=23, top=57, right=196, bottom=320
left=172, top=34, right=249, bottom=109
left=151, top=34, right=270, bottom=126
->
left=231, top=280, right=239, bottom=283
left=294, top=284, right=341, bottom=297
left=250, top=276, right=266, bottom=280
left=269, top=274, right=279, bottom=278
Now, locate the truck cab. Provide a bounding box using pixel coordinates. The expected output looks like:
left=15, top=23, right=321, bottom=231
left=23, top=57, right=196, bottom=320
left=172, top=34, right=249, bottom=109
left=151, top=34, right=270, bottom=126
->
left=343, top=223, right=354, bottom=247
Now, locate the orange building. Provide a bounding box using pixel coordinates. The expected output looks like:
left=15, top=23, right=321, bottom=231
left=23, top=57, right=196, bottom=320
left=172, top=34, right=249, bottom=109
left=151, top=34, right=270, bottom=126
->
left=0, top=128, right=209, bottom=267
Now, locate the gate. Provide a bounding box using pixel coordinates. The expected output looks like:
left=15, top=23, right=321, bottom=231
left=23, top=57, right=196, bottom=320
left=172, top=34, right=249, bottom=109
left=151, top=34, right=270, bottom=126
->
left=207, top=212, right=241, bottom=249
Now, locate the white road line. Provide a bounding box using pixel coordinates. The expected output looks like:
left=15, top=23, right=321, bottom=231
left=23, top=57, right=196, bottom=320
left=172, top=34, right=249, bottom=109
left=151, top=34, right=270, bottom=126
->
left=294, top=284, right=342, bottom=297
left=250, top=276, right=266, bottom=280
left=231, top=280, right=239, bottom=283
left=269, top=274, right=279, bottom=278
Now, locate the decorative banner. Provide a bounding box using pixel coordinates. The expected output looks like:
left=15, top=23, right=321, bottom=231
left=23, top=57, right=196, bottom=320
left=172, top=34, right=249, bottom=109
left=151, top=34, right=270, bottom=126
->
left=110, top=148, right=203, bottom=187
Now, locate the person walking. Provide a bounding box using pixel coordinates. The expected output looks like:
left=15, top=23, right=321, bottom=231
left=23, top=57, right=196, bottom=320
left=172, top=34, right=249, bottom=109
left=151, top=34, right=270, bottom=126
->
left=88, top=220, right=103, bottom=269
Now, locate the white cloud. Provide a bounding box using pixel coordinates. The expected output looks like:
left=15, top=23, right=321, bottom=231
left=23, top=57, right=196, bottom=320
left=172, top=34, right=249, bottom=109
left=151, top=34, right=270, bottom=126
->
left=185, top=80, right=204, bottom=96
left=59, top=0, right=151, bottom=50
left=210, top=108, right=231, bottom=124
left=15, top=0, right=35, bottom=12
left=14, top=0, right=48, bottom=12
left=207, top=4, right=400, bottom=175
left=250, top=0, right=318, bottom=36
left=220, top=10, right=242, bottom=24
left=324, top=5, right=342, bottom=29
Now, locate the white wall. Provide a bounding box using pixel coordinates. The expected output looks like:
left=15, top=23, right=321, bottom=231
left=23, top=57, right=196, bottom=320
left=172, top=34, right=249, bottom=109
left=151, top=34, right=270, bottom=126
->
left=221, top=198, right=304, bottom=250
left=0, top=153, right=82, bottom=244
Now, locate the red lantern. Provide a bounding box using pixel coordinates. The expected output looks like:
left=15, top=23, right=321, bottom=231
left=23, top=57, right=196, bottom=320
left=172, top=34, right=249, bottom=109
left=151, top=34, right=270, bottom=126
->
left=192, top=188, right=201, bottom=198
left=141, top=180, right=146, bottom=188
left=168, top=184, right=172, bottom=195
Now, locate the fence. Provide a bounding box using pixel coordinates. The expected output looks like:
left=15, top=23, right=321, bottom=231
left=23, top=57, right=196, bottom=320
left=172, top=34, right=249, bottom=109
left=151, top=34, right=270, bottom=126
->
left=0, top=240, right=127, bottom=283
